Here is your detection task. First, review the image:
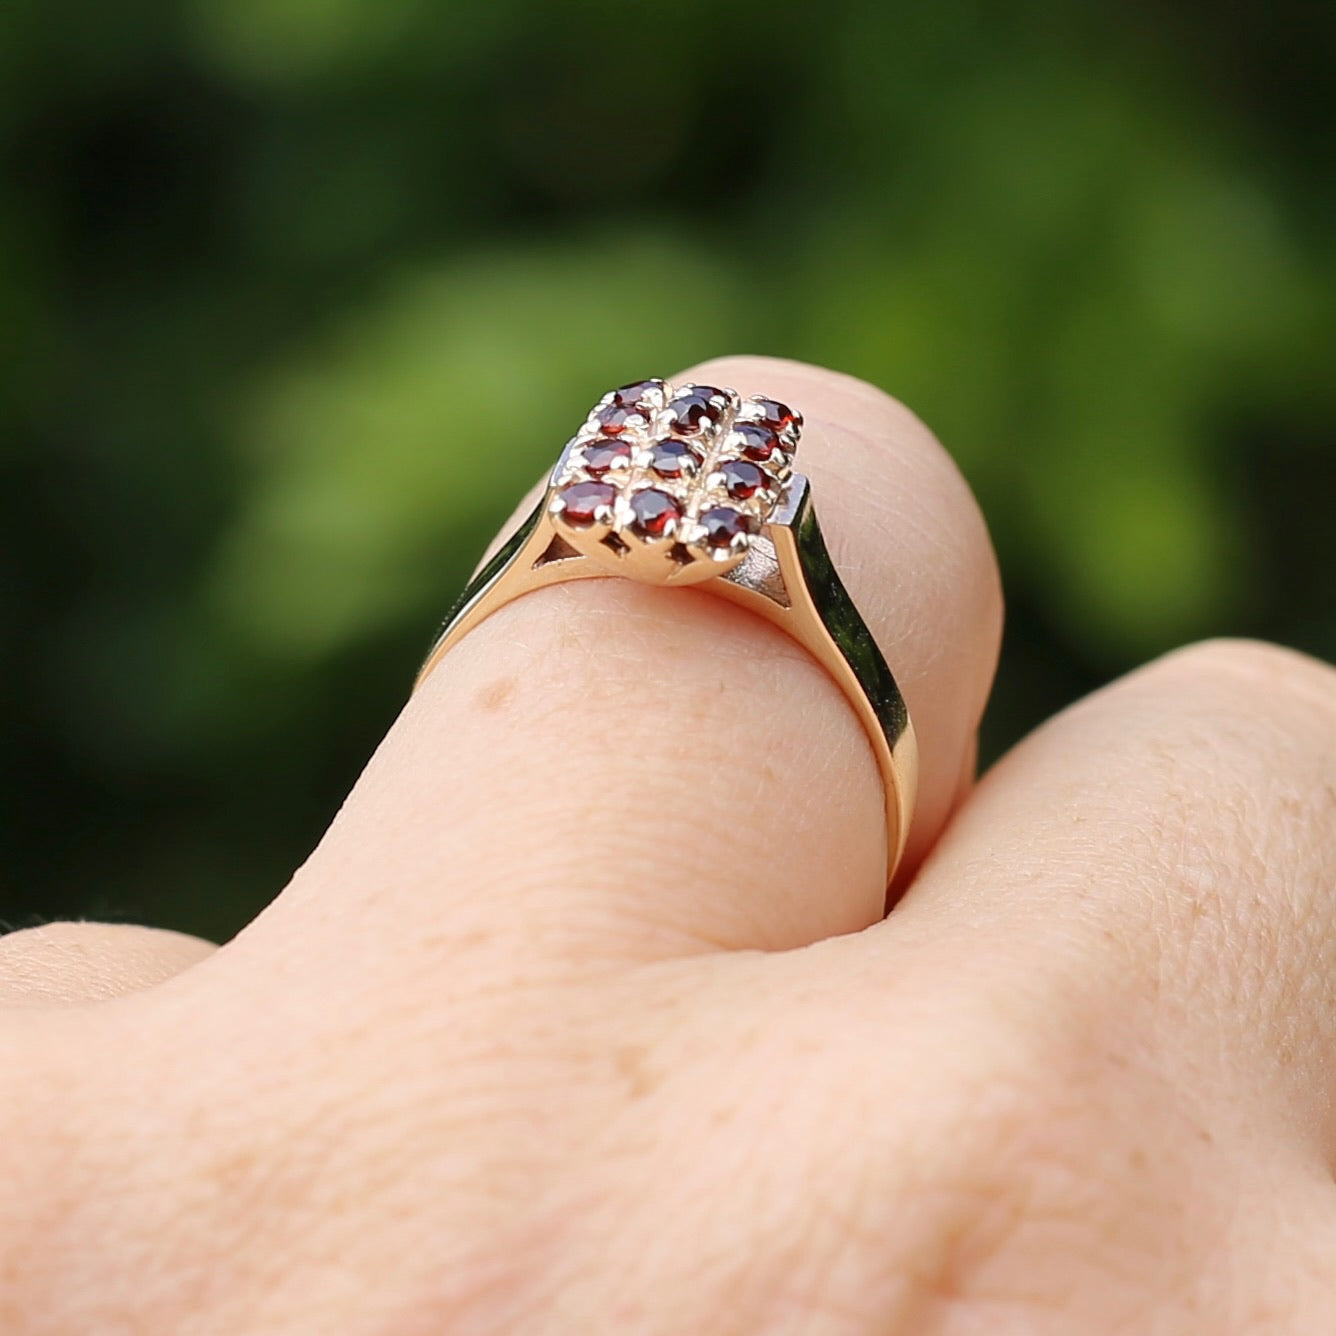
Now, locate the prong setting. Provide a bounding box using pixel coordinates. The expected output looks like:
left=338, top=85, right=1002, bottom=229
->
left=551, top=378, right=801, bottom=583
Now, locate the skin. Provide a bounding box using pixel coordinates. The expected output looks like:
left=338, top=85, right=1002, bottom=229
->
left=1, top=354, right=1333, bottom=1334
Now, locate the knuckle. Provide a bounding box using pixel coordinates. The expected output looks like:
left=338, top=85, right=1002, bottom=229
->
left=1148, top=637, right=1336, bottom=715
left=844, top=992, right=1222, bottom=1331
left=1090, top=638, right=1336, bottom=798
left=0, top=922, right=84, bottom=998
left=725, top=975, right=1182, bottom=1331
left=0, top=922, right=213, bottom=1007
left=0, top=920, right=81, bottom=952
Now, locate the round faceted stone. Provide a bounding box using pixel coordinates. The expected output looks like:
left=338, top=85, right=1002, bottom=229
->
left=664, top=386, right=726, bottom=436
left=719, top=458, right=767, bottom=500
left=557, top=480, right=616, bottom=526
left=582, top=437, right=633, bottom=476
left=610, top=379, right=664, bottom=408
left=748, top=397, right=800, bottom=433
left=699, top=505, right=758, bottom=550
left=649, top=438, right=701, bottom=479
left=731, top=422, right=782, bottom=463
left=629, top=488, right=682, bottom=539
left=593, top=402, right=644, bottom=434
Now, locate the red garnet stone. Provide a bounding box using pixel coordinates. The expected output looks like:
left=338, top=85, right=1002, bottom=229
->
left=649, top=439, right=700, bottom=478
left=593, top=402, right=644, bottom=434
left=664, top=386, right=726, bottom=436
left=582, top=438, right=633, bottom=476
left=731, top=422, right=782, bottom=462
left=557, top=480, right=616, bottom=526
left=699, top=505, right=758, bottom=549
left=610, top=379, right=663, bottom=408
left=719, top=458, right=766, bottom=500
left=749, top=398, right=800, bottom=432
left=629, top=488, right=681, bottom=538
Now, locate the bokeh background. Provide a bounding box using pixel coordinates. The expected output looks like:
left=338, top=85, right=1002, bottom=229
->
left=2, top=1, right=1332, bottom=942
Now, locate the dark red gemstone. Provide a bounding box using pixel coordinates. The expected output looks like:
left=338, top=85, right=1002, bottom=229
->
left=610, top=379, right=663, bottom=408
left=582, top=437, right=633, bottom=476
left=749, top=398, right=800, bottom=432
left=731, top=422, right=782, bottom=462
left=664, top=386, right=726, bottom=436
left=557, top=480, right=616, bottom=526
left=699, top=505, right=758, bottom=549
left=719, top=458, right=766, bottom=500
left=593, top=402, right=643, bottom=434
left=649, top=439, right=700, bottom=479
left=629, top=488, right=681, bottom=538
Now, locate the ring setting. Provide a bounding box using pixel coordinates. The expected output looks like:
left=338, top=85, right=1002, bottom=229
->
left=416, top=377, right=919, bottom=890
left=548, top=379, right=801, bottom=585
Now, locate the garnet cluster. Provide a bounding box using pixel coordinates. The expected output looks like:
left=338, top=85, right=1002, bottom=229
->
left=549, top=378, right=802, bottom=579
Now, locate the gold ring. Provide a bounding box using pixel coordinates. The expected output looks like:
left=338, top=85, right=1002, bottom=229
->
left=415, top=378, right=918, bottom=888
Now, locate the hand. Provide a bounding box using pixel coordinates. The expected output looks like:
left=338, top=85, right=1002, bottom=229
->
left=3, top=356, right=1333, bottom=1334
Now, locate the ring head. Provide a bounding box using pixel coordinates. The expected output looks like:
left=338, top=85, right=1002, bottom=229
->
left=548, top=379, right=803, bottom=586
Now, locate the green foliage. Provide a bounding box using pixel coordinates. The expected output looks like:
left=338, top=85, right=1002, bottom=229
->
left=1, top=0, right=1331, bottom=936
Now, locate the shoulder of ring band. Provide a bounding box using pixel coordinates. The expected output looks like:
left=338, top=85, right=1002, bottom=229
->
left=415, top=378, right=919, bottom=890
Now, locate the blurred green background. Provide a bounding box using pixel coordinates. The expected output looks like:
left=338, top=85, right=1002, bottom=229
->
left=1, top=1, right=1332, bottom=942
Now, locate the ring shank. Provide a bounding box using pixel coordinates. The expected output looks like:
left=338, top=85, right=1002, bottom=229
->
left=416, top=477, right=918, bottom=890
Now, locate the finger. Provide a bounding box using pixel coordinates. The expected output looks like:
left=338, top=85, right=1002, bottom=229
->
left=892, top=639, right=1336, bottom=1146
left=0, top=923, right=216, bottom=1006
left=258, top=356, right=1002, bottom=958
